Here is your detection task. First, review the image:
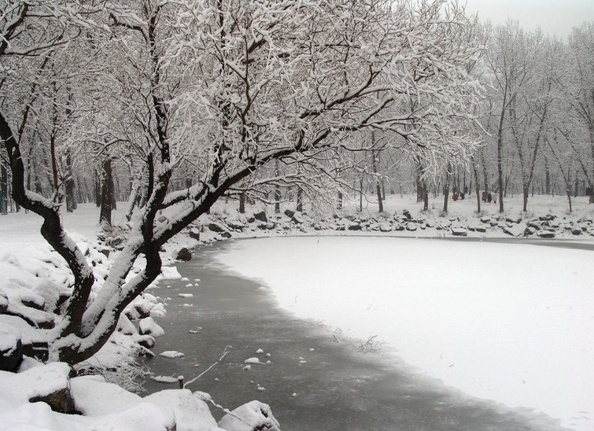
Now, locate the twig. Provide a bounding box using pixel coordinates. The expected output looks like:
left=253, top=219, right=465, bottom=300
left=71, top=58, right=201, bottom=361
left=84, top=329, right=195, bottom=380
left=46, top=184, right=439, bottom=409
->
left=183, top=346, right=231, bottom=389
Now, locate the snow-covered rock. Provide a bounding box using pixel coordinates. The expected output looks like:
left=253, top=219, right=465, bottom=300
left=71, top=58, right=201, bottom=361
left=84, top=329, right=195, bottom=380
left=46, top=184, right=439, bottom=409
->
left=139, top=317, right=165, bottom=337
left=0, top=323, right=22, bottom=372
left=218, top=401, right=280, bottom=431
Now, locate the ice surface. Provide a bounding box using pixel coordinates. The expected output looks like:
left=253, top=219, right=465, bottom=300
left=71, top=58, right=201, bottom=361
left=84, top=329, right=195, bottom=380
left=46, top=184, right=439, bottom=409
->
left=215, top=236, right=594, bottom=431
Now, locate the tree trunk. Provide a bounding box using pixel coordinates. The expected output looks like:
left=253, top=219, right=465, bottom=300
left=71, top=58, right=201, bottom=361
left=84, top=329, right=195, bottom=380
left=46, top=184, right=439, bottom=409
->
left=472, top=157, right=481, bottom=213
left=442, top=167, right=450, bottom=214
left=274, top=160, right=281, bottom=213
left=359, top=177, right=364, bottom=212
left=371, top=147, right=383, bottom=213
left=64, top=151, right=77, bottom=212
left=522, top=184, right=529, bottom=213
left=239, top=193, right=246, bottom=214
left=422, top=179, right=429, bottom=211
left=296, top=187, right=303, bottom=212
left=1, top=163, right=8, bottom=214
left=94, top=169, right=101, bottom=207
left=99, top=158, right=114, bottom=227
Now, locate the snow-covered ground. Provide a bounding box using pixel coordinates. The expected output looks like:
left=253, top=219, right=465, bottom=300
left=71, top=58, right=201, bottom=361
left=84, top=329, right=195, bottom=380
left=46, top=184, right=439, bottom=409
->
left=212, top=194, right=594, bottom=431
left=1, top=193, right=593, bottom=430
left=0, top=204, right=280, bottom=431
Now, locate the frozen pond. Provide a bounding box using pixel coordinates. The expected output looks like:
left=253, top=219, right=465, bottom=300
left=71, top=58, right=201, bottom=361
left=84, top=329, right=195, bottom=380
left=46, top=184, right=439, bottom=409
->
left=213, top=237, right=594, bottom=431
left=143, top=238, right=593, bottom=431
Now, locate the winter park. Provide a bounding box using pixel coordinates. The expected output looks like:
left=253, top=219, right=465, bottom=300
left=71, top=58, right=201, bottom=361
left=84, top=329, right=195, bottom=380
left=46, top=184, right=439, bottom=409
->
left=1, top=1, right=594, bottom=431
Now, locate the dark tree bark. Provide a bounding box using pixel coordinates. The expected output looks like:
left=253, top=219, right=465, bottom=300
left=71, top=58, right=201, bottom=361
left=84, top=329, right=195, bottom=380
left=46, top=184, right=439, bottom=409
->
left=64, top=150, right=77, bottom=212
left=422, top=179, right=429, bottom=211
left=472, top=157, right=481, bottom=213
left=442, top=166, right=451, bottom=214
left=1, top=163, right=8, bottom=214
left=371, top=145, right=383, bottom=213
left=99, top=158, right=114, bottom=227
left=94, top=169, right=101, bottom=207
left=274, top=160, right=281, bottom=213
left=239, top=192, right=246, bottom=213
left=296, top=186, right=303, bottom=212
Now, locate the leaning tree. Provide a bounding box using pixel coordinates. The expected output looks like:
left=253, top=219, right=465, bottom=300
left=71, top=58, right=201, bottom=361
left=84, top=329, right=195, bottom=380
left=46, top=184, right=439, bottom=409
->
left=1, top=0, right=482, bottom=364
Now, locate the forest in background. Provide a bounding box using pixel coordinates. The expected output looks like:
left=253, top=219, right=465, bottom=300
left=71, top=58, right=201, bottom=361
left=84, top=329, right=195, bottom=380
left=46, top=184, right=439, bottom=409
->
left=1, top=2, right=592, bottom=222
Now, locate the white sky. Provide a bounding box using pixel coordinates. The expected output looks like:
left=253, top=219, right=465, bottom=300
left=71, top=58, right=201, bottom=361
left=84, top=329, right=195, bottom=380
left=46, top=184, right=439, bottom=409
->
left=462, top=0, right=594, bottom=38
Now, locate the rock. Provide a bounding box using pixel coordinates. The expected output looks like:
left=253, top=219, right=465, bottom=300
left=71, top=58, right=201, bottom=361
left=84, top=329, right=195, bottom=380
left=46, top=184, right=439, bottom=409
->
left=538, top=231, right=555, bottom=239
left=451, top=227, right=468, bottom=237
left=572, top=228, right=582, bottom=235
left=218, top=401, right=280, bottom=431
left=402, top=209, right=412, bottom=220
left=30, top=387, right=75, bottom=414
left=405, top=222, right=417, bottom=232
left=379, top=222, right=392, bottom=232
left=26, top=363, right=75, bottom=413
left=188, top=228, right=201, bottom=241
left=0, top=291, right=7, bottom=314
left=226, top=219, right=246, bottom=230
left=503, top=223, right=527, bottom=237
left=254, top=211, right=268, bottom=223
left=98, top=247, right=110, bottom=258
left=139, top=317, right=165, bottom=337
left=291, top=212, right=305, bottom=224
left=133, top=301, right=152, bottom=319
left=0, top=325, right=23, bottom=372
left=548, top=219, right=560, bottom=228
left=135, top=334, right=156, bottom=349
left=347, top=223, right=362, bottom=231
left=20, top=341, right=48, bottom=362
left=284, top=209, right=295, bottom=218
left=527, top=221, right=541, bottom=230
left=118, top=314, right=138, bottom=335
left=175, top=248, right=192, bottom=262
left=208, top=222, right=227, bottom=233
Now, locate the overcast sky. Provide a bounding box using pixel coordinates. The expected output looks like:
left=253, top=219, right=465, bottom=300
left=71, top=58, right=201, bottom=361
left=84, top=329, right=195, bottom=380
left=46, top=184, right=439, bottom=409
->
left=462, top=0, right=594, bottom=38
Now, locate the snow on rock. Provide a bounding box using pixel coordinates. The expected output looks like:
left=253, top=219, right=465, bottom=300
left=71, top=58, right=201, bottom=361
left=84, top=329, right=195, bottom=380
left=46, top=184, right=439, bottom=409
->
left=503, top=222, right=528, bottom=237
left=150, top=303, right=167, bottom=318
left=0, top=322, right=22, bottom=372
left=450, top=226, right=468, bottom=236
left=218, top=401, right=280, bottom=431
left=0, top=362, right=71, bottom=407
left=117, top=313, right=138, bottom=336
left=0, top=290, right=7, bottom=312
left=144, top=389, right=223, bottom=431
left=70, top=375, right=141, bottom=416
left=179, top=293, right=194, bottom=298
left=139, top=317, right=165, bottom=337
left=244, top=357, right=261, bottom=365
left=160, top=350, right=185, bottom=359
left=0, top=322, right=21, bottom=353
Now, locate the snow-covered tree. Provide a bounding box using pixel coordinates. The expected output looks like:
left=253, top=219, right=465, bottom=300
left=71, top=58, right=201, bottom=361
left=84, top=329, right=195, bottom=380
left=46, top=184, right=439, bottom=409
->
left=1, top=0, right=482, bottom=364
